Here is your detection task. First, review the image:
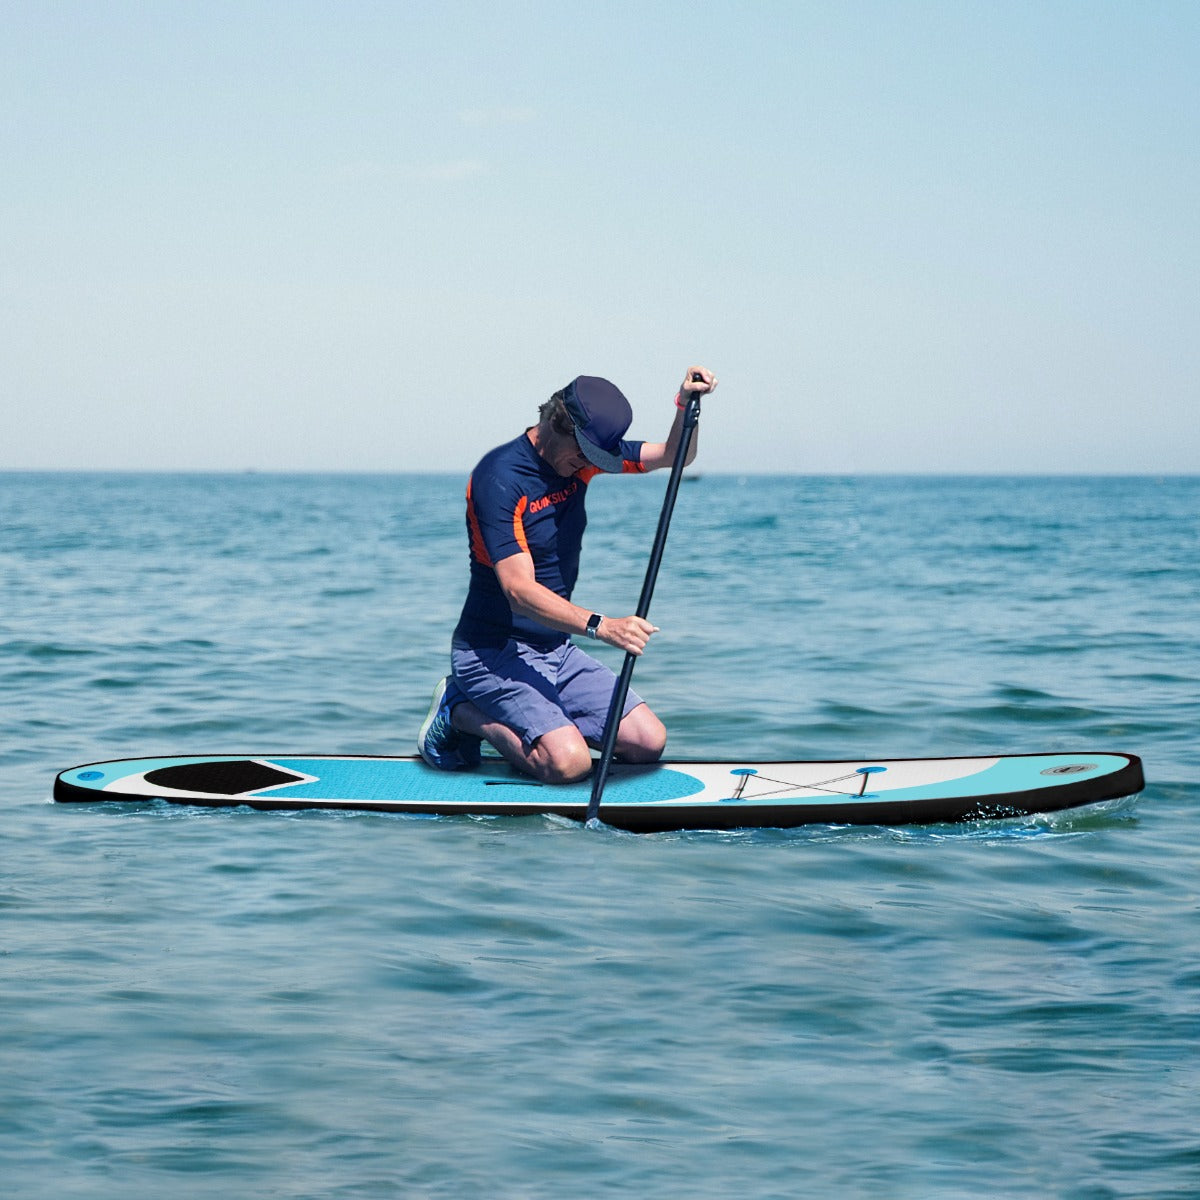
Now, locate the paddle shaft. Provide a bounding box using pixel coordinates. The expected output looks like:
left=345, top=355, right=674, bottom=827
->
left=587, top=388, right=702, bottom=822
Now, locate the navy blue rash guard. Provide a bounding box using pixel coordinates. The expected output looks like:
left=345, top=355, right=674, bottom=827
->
left=454, top=430, right=645, bottom=650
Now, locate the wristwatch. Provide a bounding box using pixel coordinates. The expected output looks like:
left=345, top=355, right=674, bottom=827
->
left=585, top=613, right=603, bottom=639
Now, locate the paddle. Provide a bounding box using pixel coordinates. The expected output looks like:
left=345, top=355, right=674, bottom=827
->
left=587, top=376, right=705, bottom=823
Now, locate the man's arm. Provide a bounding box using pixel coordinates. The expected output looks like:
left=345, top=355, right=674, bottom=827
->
left=636, top=365, right=717, bottom=472
left=494, top=553, right=658, bottom=656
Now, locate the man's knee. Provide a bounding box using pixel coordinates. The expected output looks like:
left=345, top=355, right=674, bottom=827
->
left=530, top=729, right=593, bottom=784
left=618, top=737, right=666, bottom=764
left=618, top=707, right=667, bottom=763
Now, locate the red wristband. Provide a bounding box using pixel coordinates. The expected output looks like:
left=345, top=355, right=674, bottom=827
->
left=674, top=392, right=686, bottom=410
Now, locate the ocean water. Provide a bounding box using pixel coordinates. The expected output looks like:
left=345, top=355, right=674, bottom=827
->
left=2, top=471, right=1197, bottom=1199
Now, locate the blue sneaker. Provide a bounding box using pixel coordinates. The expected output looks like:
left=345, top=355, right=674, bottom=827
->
left=417, top=678, right=481, bottom=770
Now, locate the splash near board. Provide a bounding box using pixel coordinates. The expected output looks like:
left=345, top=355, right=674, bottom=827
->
left=54, top=752, right=1143, bottom=833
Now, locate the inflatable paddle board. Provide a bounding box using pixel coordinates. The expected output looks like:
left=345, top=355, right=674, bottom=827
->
left=54, top=752, right=1143, bottom=833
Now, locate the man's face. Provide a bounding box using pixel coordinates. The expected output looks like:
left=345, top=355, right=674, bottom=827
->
left=542, top=422, right=589, bottom=478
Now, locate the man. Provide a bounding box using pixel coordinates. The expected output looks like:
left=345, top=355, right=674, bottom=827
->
left=418, top=366, right=718, bottom=783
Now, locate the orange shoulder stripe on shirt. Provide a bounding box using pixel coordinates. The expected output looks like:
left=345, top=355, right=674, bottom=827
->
left=577, top=457, right=645, bottom=485
left=465, top=477, right=492, bottom=567
left=512, top=494, right=530, bottom=554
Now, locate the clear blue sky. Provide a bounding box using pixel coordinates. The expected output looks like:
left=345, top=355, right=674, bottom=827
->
left=3, top=1, right=1197, bottom=473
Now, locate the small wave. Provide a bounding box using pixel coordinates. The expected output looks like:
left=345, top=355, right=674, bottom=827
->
left=1, top=641, right=99, bottom=659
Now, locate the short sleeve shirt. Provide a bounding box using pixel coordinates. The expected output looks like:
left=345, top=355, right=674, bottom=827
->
left=454, top=431, right=645, bottom=649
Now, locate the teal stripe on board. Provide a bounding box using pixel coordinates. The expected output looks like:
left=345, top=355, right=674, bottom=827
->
left=863, top=753, right=1130, bottom=803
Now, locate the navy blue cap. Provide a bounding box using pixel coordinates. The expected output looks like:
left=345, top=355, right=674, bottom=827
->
left=562, top=376, right=632, bottom=472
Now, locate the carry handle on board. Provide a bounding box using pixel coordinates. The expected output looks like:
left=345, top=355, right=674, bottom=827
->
left=587, top=376, right=704, bottom=823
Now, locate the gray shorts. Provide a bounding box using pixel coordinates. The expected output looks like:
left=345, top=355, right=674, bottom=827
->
left=449, top=638, right=645, bottom=753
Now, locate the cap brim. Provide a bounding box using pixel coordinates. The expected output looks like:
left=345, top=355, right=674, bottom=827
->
left=573, top=428, right=624, bottom=473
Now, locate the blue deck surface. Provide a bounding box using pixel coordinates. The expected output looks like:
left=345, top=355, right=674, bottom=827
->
left=270, top=758, right=707, bottom=804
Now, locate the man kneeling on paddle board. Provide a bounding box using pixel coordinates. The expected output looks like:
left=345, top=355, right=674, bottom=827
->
left=418, top=366, right=718, bottom=784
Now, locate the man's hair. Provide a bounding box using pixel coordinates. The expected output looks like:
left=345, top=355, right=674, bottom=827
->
left=538, top=391, right=574, bottom=436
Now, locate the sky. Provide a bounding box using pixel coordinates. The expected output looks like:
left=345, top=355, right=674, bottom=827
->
left=2, top=0, right=1197, bottom=473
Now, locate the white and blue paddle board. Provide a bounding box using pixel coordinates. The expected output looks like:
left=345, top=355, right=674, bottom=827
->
left=54, top=752, right=1143, bottom=832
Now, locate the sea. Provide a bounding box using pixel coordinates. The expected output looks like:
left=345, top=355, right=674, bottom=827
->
left=2, top=471, right=1197, bottom=1199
